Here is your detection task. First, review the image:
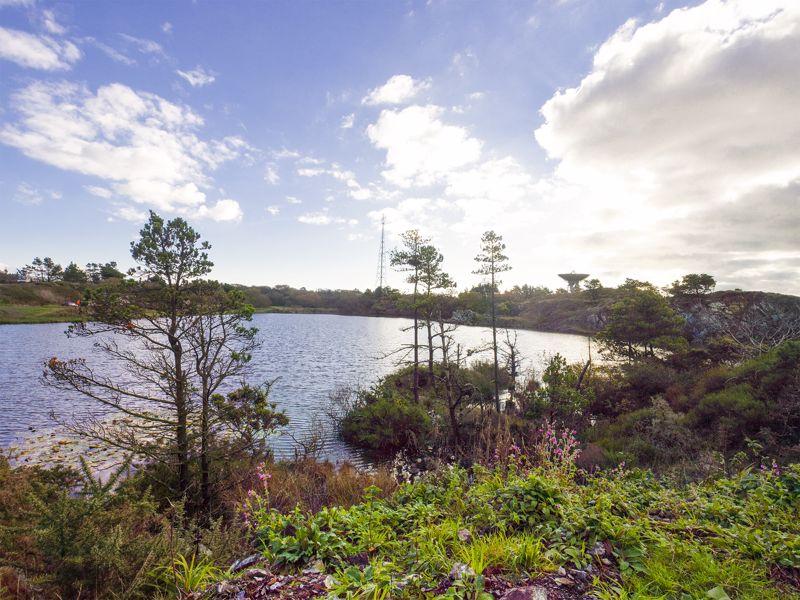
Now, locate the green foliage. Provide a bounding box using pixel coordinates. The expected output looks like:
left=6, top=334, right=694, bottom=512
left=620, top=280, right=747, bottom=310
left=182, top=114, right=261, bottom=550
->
left=150, top=553, right=223, bottom=595
left=130, top=210, right=213, bottom=283
left=684, top=340, right=800, bottom=453
left=340, top=392, right=431, bottom=454
left=598, top=286, right=686, bottom=360
left=248, top=463, right=800, bottom=599
left=211, top=383, right=289, bottom=456
left=0, top=455, right=249, bottom=599
left=525, top=353, right=592, bottom=426
left=669, top=273, right=717, bottom=297
left=62, top=261, right=88, bottom=283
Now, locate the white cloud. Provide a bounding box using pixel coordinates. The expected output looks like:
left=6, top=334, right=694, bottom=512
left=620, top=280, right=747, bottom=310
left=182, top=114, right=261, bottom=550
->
left=451, top=48, right=477, bottom=77
left=271, top=148, right=300, bottom=160
left=85, top=185, right=113, bottom=198
left=298, top=211, right=333, bottom=225
left=0, top=81, right=249, bottom=222
left=297, top=155, right=324, bottom=165
left=264, top=163, right=279, bottom=184
left=195, top=198, right=242, bottom=222
left=285, top=196, right=302, bottom=204
left=83, top=37, right=135, bottom=65
left=296, top=162, right=375, bottom=200
left=14, top=182, right=61, bottom=205
left=0, top=26, right=81, bottom=70
left=113, top=205, right=147, bottom=222
left=119, top=33, right=164, bottom=56
left=0, top=0, right=33, bottom=6
left=176, top=66, right=216, bottom=87
left=533, top=0, right=800, bottom=290
left=366, top=104, right=482, bottom=187
left=362, top=74, right=431, bottom=106
left=340, top=112, right=355, bottom=129
left=40, top=9, right=66, bottom=35
left=161, top=22, right=173, bottom=34
left=266, top=205, right=280, bottom=215
left=297, top=209, right=356, bottom=226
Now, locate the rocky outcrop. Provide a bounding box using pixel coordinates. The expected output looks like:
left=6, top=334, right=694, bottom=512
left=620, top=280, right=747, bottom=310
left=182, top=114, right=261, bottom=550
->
left=511, top=289, right=800, bottom=341
left=674, top=290, right=800, bottom=346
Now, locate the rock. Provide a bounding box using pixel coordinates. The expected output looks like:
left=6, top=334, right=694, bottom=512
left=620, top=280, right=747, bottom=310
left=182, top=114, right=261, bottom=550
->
left=303, top=559, right=325, bottom=574
left=324, top=574, right=337, bottom=589
left=215, top=582, right=236, bottom=594
left=230, top=554, right=261, bottom=572
left=235, top=591, right=245, bottom=600
left=449, top=562, right=475, bottom=579
left=245, top=568, right=268, bottom=579
left=554, top=576, right=575, bottom=586
left=457, top=529, right=472, bottom=542
left=557, top=566, right=567, bottom=575
left=499, top=585, right=549, bottom=600
left=589, top=542, right=606, bottom=557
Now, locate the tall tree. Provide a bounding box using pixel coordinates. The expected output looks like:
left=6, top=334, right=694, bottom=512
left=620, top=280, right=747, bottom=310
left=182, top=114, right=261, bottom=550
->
left=188, top=283, right=259, bottom=515
left=418, top=243, right=455, bottom=375
left=390, top=230, right=429, bottom=403
left=45, top=212, right=264, bottom=511
left=62, top=262, right=88, bottom=284
left=598, top=286, right=685, bottom=360
left=474, top=230, right=511, bottom=412
left=42, top=257, right=62, bottom=282
left=668, top=273, right=716, bottom=298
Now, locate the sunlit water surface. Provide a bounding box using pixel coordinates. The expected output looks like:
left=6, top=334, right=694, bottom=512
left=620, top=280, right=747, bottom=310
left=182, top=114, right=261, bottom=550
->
left=0, top=313, right=591, bottom=463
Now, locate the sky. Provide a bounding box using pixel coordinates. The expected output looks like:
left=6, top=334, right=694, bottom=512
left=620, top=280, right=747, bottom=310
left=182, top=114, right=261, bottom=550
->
left=1, top=0, right=798, bottom=295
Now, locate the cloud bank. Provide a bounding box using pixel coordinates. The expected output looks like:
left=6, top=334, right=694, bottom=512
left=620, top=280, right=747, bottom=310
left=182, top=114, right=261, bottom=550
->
left=1, top=81, right=249, bottom=221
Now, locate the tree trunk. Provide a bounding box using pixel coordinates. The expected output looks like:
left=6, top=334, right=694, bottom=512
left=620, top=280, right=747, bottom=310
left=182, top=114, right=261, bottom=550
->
left=490, top=272, right=500, bottom=412
left=412, top=279, right=419, bottom=404
left=427, top=321, right=434, bottom=376
left=200, top=386, right=210, bottom=519
left=169, top=311, right=189, bottom=499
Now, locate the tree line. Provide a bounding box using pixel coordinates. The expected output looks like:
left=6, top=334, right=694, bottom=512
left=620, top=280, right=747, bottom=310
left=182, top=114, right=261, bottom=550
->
left=2, top=258, right=125, bottom=283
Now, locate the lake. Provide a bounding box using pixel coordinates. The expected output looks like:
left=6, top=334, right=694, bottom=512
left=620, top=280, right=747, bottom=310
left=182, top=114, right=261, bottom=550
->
left=0, top=313, right=592, bottom=462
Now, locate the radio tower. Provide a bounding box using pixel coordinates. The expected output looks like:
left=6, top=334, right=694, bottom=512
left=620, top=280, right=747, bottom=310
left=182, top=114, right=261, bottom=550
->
left=376, top=215, right=386, bottom=291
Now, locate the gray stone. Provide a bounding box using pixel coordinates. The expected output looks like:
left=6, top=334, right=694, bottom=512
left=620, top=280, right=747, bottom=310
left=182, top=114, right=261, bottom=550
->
left=230, top=554, right=261, bottom=572
left=499, top=586, right=549, bottom=600
left=449, top=562, right=475, bottom=579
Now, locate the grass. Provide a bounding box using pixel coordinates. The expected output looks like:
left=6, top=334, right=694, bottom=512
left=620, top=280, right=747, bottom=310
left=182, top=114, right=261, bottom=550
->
left=0, top=304, right=83, bottom=324
left=243, top=463, right=800, bottom=599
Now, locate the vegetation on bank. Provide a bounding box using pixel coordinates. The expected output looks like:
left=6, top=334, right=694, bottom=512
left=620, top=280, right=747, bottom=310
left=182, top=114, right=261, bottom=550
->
left=0, top=304, right=83, bottom=325
left=3, top=447, right=798, bottom=598
left=243, top=462, right=799, bottom=599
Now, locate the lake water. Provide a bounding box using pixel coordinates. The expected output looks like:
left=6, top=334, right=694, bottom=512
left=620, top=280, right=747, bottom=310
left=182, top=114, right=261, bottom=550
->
left=0, top=313, right=591, bottom=462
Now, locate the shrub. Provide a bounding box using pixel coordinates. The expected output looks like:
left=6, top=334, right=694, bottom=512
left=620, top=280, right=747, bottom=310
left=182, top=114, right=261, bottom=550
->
left=340, top=394, right=431, bottom=454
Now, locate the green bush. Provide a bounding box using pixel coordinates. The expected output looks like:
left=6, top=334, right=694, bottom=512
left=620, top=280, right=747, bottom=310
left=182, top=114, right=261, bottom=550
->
left=340, top=394, right=431, bottom=454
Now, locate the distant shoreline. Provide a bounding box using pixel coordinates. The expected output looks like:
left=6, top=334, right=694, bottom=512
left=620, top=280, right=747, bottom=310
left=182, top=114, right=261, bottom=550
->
left=0, top=302, right=597, bottom=336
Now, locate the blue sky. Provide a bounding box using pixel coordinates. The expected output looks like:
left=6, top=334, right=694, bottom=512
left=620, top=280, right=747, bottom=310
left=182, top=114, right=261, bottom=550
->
left=1, top=0, right=799, bottom=294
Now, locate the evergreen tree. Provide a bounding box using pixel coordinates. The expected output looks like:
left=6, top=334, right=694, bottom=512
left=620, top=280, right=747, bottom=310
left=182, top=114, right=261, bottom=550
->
left=473, top=231, right=511, bottom=412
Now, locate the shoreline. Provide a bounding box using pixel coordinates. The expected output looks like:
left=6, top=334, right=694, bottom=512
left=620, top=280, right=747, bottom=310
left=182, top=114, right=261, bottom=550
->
left=0, top=302, right=596, bottom=336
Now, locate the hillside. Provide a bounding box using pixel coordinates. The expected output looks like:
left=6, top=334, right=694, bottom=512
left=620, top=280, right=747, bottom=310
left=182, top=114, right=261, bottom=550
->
left=507, top=289, right=800, bottom=340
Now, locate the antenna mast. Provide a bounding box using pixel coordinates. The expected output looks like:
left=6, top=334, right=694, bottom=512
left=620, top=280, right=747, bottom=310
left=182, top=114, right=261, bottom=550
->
left=376, top=215, right=386, bottom=291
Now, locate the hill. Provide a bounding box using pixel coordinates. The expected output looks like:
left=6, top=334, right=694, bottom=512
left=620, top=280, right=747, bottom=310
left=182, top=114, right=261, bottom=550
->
left=3, top=282, right=800, bottom=342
